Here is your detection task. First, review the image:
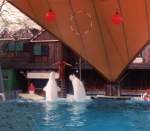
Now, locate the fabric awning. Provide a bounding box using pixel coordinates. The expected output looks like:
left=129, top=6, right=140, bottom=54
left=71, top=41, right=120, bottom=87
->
left=8, top=0, right=150, bottom=81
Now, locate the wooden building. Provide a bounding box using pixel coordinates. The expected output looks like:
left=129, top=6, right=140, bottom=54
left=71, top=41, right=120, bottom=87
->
left=2, top=28, right=150, bottom=97
left=120, top=44, right=150, bottom=96
left=0, top=28, right=106, bottom=96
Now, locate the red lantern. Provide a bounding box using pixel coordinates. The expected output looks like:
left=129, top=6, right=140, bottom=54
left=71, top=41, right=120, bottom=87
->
left=112, top=11, right=123, bottom=25
left=45, top=10, right=56, bottom=22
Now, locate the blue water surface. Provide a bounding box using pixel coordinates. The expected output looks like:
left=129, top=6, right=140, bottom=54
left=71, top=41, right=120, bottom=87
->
left=0, top=99, right=150, bottom=131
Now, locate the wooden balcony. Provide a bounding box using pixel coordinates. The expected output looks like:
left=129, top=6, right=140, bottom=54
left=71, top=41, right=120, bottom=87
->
left=0, top=41, right=63, bottom=69
left=129, top=63, right=150, bottom=69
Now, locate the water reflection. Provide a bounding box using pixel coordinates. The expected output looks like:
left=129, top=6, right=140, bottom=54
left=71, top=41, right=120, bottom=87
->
left=42, top=102, right=59, bottom=125
left=66, top=102, right=88, bottom=127
left=2, top=99, right=150, bottom=131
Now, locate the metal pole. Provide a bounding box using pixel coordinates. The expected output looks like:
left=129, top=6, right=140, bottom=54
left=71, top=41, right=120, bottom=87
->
left=117, top=84, right=121, bottom=97
left=79, top=57, right=82, bottom=80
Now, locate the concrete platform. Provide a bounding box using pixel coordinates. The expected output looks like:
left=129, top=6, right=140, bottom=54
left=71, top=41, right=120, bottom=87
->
left=18, top=93, right=132, bottom=101
left=18, top=93, right=44, bottom=101
left=93, top=95, right=131, bottom=100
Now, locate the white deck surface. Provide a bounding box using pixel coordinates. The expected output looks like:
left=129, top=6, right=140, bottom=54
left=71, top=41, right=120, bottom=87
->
left=18, top=93, right=44, bottom=101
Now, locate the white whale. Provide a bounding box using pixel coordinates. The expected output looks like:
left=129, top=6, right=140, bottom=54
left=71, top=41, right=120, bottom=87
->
left=43, top=72, right=60, bottom=101
left=69, top=74, right=87, bottom=101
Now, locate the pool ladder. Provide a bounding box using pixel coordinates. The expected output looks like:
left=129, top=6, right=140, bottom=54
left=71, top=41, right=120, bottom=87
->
left=0, top=65, right=5, bottom=101
left=0, top=93, right=5, bottom=101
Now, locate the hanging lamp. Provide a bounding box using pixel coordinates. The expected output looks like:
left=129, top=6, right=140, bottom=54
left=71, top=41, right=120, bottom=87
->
left=112, top=11, right=123, bottom=25
left=45, top=10, right=56, bottom=22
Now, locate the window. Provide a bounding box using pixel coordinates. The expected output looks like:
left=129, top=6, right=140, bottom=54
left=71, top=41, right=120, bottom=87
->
left=2, top=42, right=24, bottom=53
left=15, top=42, right=24, bottom=52
left=2, top=43, right=8, bottom=52
left=33, top=44, right=42, bottom=56
left=42, top=45, right=49, bottom=56
left=8, top=43, right=15, bottom=52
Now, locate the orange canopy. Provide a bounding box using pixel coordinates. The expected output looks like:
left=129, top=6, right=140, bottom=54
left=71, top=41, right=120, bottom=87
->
left=8, top=0, right=150, bottom=81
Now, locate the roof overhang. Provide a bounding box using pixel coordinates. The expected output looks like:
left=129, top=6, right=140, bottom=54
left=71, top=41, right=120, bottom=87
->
left=7, top=0, right=150, bottom=82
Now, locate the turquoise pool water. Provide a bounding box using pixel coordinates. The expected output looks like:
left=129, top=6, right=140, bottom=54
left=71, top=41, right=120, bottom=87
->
left=0, top=99, right=150, bottom=131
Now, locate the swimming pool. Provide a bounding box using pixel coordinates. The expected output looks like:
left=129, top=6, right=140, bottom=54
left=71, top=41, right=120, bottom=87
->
left=0, top=99, right=150, bottom=131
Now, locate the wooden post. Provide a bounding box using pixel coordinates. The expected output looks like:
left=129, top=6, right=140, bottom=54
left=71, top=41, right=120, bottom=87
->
left=58, top=44, right=67, bottom=98
left=111, top=83, right=121, bottom=96
left=60, top=78, right=66, bottom=98
left=117, top=82, right=121, bottom=97
left=105, top=82, right=111, bottom=96
left=105, top=82, right=120, bottom=96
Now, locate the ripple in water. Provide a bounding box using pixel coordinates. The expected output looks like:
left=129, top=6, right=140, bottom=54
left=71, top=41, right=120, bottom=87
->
left=0, top=99, right=150, bottom=131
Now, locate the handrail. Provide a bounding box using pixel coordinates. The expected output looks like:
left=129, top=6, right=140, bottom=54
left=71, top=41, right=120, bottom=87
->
left=0, top=93, right=6, bottom=101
